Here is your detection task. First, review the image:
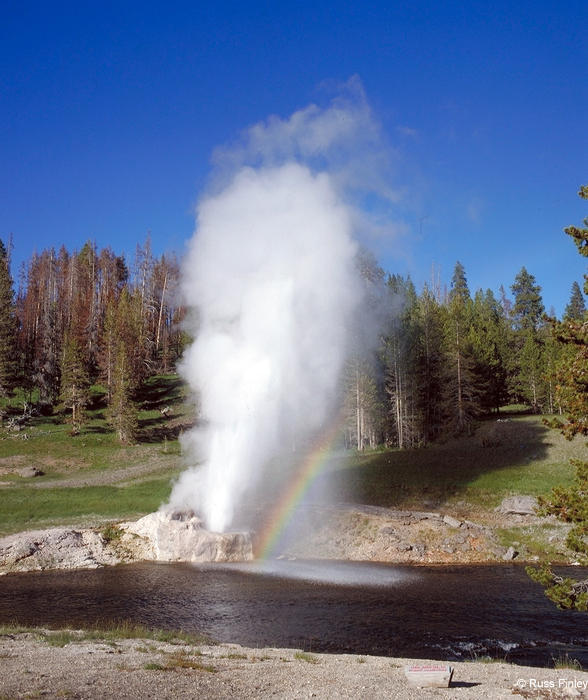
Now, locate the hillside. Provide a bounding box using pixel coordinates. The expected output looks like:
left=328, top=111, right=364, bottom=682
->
left=0, top=376, right=586, bottom=565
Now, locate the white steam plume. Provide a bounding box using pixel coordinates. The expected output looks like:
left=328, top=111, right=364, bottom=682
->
left=169, top=80, right=391, bottom=532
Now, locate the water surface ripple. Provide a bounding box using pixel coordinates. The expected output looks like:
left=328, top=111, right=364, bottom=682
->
left=1, top=561, right=586, bottom=667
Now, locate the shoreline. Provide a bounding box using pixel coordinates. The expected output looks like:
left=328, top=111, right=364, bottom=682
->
left=1, top=629, right=587, bottom=699
left=2, top=500, right=581, bottom=575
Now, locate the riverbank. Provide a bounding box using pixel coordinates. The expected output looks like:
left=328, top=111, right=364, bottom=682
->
left=0, top=497, right=579, bottom=574
left=1, top=407, right=586, bottom=572
left=0, top=504, right=574, bottom=575
left=1, top=629, right=587, bottom=699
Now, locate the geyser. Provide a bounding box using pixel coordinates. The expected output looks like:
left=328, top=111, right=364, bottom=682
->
left=169, top=162, right=360, bottom=532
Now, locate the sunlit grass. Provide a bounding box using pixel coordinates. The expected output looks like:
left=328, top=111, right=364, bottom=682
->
left=0, top=621, right=212, bottom=646
left=1, top=388, right=585, bottom=537
left=0, top=478, right=174, bottom=536
left=319, top=415, right=585, bottom=510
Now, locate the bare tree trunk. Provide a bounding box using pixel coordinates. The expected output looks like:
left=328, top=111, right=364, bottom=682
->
left=355, top=366, right=363, bottom=451
left=155, top=271, right=168, bottom=351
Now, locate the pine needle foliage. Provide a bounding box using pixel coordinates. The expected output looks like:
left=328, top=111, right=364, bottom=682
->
left=527, top=185, right=588, bottom=611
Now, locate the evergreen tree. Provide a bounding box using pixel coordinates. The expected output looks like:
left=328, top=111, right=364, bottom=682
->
left=527, top=184, right=588, bottom=611
left=563, top=184, right=588, bottom=267
left=469, top=289, right=509, bottom=413
left=100, top=287, right=142, bottom=443
left=564, top=281, right=586, bottom=321
left=0, top=239, right=18, bottom=397
left=107, top=343, right=138, bottom=444
left=34, top=301, right=61, bottom=406
left=510, top=267, right=546, bottom=410
left=542, top=327, right=564, bottom=415
left=449, top=260, right=470, bottom=304
left=511, top=267, right=544, bottom=331
left=343, top=249, right=388, bottom=450
left=59, top=335, right=90, bottom=434
left=344, top=356, right=384, bottom=450
left=441, top=262, right=481, bottom=434
left=517, top=330, right=546, bottom=412
left=414, top=286, right=444, bottom=443
left=384, top=276, right=421, bottom=448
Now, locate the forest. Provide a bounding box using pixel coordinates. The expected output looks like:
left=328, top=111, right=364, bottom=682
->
left=346, top=255, right=585, bottom=451
left=0, top=222, right=584, bottom=450
left=0, top=238, right=185, bottom=443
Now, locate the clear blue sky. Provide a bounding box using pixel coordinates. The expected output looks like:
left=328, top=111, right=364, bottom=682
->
left=2, top=1, right=586, bottom=316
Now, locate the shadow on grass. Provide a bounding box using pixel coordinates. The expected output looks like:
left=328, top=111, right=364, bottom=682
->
left=137, top=418, right=194, bottom=444
left=135, top=375, right=184, bottom=412
left=84, top=425, right=111, bottom=435
left=308, top=415, right=555, bottom=510
left=134, top=375, right=193, bottom=444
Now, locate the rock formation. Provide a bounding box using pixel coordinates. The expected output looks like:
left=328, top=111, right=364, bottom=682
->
left=120, top=510, right=253, bottom=563
left=0, top=510, right=253, bottom=574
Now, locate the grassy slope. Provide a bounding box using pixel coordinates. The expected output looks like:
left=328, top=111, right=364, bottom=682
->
left=321, top=414, right=586, bottom=511
left=1, top=379, right=586, bottom=539
left=0, top=375, right=191, bottom=535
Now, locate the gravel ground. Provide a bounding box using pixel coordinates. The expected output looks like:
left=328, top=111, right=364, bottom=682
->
left=1, top=632, right=587, bottom=699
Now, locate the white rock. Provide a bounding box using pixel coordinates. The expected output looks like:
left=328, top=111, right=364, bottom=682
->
left=121, top=510, right=253, bottom=563
left=442, top=515, right=462, bottom=528
left=496, top=495, right=538, bottom=516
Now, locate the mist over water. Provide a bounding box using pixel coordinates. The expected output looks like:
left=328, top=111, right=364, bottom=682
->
left=169, top=82, right=390, bottom=533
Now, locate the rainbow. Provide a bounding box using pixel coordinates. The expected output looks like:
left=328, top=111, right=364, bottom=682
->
left=255, top=416, right=343, bottom=559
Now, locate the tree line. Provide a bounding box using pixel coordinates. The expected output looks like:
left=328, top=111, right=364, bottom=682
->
left=343, top=254, right=585, bottom=451
left=0, top=201, right=585, bottom=449
left=0, top=238, right=186, bottom=442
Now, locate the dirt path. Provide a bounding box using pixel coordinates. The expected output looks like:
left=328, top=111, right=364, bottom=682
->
left=1, top=632, right=586, bottom=699
left=28, top=460, right=178, bottom=488
left=0, top=453, right=181, bottom=489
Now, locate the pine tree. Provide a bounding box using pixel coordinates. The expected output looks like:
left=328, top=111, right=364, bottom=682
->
left=542, top=328, right=564, bottom=415
left=510, top=267, right=546, bottom=410
left=441, top=262, right=481, bottom=434
left=59, top=335, right=90, bottom=435
left=35, top=301, right=61, bottom=406
left=517, top=330, right=546, bottom=412
left=0, top=239, right=18, bottom=397
left=563, top=281, right=586, bottom=321
left=107, top=343, right=138, bottom=444
left=469, top=289, right=509, bottom=413
left=415, top=286, right=444, bottom=443
left=449, top=260, right=470, bottom=305
left=99, top=287, right=142, bottom=444
left=384, top=276, right=421, bottom=448
left=511, top=267, right=544, bottom=331
left=527, top=184, right=588, bottom=611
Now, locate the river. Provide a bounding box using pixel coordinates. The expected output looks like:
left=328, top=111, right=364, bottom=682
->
left=1, top=560, right=586, bottom=667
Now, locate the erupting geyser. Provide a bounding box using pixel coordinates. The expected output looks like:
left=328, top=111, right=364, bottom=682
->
left=169, top=163, right=359, bottom=532
left=168, top=81, right=387, bottom=535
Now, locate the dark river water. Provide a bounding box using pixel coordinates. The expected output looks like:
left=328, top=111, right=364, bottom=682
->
left=1, top=560, right=586, bottom=667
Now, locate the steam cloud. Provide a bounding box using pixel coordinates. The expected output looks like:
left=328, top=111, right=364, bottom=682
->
left=169, top=80, right=389, bottom=532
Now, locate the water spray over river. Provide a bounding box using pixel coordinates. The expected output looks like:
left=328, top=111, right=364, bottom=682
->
left=168, top=85, right=386, bottom=533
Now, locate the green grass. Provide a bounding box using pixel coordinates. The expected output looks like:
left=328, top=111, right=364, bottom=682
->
left=0, top=621, right=212, bottom=646
left=1, top=380, right=585, bottom=537
left=0, top=374, right=190, bottom=533
left=495, top=523, right=572, bottom=560
left=0, top=375, right=190, bottom=478
left=294, top=651, right=319, bottom=664
left=552, top=654, right=583, bottom=671
left=163, top=650, right=217, bottom=672
left=0, top=479, right=173, bottom=535
left=318, top=415, right=586, bottom=510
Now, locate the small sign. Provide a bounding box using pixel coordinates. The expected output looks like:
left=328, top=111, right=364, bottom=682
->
left=404, top=664, right=454, bottom=688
